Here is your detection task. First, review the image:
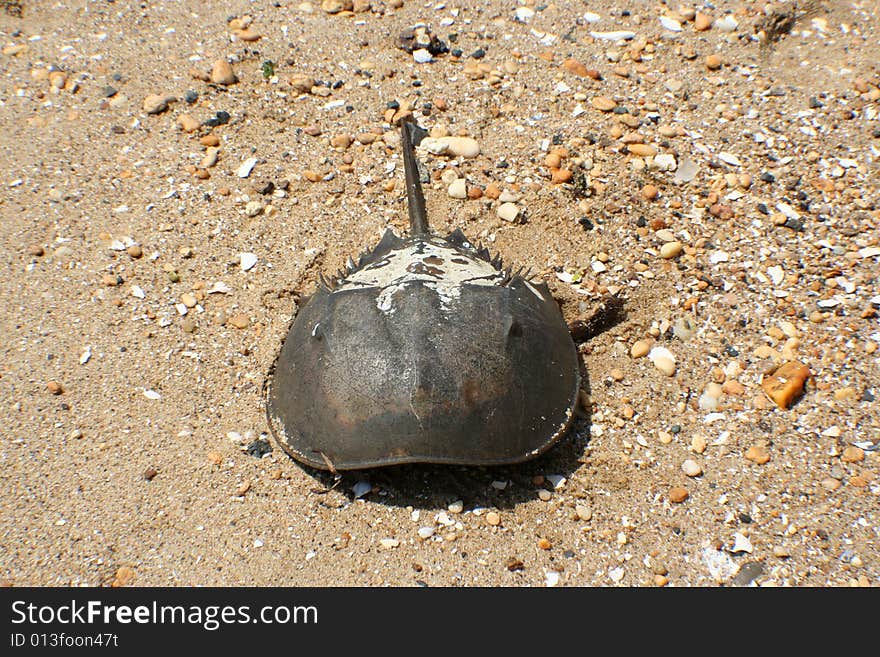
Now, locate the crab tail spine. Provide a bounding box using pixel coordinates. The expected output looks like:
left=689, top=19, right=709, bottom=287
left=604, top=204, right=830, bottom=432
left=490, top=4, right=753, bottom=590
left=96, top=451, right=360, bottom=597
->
left=401, top=117, right=429, bottom=236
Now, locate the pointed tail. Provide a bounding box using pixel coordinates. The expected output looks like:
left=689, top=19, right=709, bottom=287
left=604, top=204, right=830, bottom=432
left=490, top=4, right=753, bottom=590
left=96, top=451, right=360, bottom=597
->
left=401, top=117, right=429, bottom=236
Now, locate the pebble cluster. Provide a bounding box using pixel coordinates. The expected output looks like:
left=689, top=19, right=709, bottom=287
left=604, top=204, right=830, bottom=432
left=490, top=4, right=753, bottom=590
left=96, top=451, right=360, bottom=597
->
left=1, top=0, right=877, bottom=588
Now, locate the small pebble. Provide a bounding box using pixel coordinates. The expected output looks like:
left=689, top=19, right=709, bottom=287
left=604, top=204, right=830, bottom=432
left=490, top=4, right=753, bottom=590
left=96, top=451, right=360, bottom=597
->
left=447, top=178, right=467, bottom=199
left=660, top=241, right=683, bottom=259
left=228, top=313, right=250, bottom=329
left=773, top=546, right=791, bottom=558
left=630, top=339, right=652, bottom=358
left=142, top=94, right=173, bottom=114
left=694, top=13, right=713, bottom=31
left=46, top=380, right=63, bottom=395
left=669, top=487, right=689, bottom=503
left=821, top=477, right=842, bottom=492
left=682, top=460, right=703, bottom=477
left=177, top=113, right=199, bottom=133
left=715, top=15, right=738, bottom=32
left=238, top=157, right=259, bottom=178
left=419, top=136, right=480, bottom=158
left=648, top=346, right=676, bottom=376
left=591, top=96, right=617, bottom=112
left=761, top=361, right=810, bottom=409
left=841, top=447, right=864, bottom=463
left=497, top=202, right=520, bottom=222
left=551, top=168, right=572, bottom=184
left=211, top=59, right=237, bottom=85
left=239, top=253, right=258, bottom=271
left=486, top=511, right=501, bottom=526
left=628, top=144, right=657, bottom=157
left=745, top=445, right=771, bottom=465
left=505, top=557, right=524, bottom=572
left=705, top=54, right=722, bottom=70
left=641, top=184, right=659, bottom=200
left=575, top=504, right=592, bottom=522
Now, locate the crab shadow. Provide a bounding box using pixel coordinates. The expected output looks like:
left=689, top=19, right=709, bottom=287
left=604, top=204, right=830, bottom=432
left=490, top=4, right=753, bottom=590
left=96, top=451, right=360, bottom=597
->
left=291, top=369, right=593, bottom=511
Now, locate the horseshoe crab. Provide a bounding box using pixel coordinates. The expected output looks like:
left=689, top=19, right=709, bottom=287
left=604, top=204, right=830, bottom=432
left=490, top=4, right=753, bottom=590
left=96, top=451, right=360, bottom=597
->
left=265, top=119, right=580, bottom=470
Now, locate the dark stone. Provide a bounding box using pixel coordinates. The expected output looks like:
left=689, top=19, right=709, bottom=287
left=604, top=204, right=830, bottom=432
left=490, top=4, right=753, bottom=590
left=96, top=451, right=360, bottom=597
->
left=760, top=172, right=775, bottom=183
left=246, top=439, right=272, bottom=458
left=204, top=110, right=231, bottom=127
left=183, top=89, right=198, bottom=104
left=731, top=561, right=764, bottom=587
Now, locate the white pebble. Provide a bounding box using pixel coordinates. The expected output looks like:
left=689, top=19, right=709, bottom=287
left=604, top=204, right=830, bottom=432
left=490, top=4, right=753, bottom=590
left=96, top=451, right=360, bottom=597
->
left=682, top=459, right=703, bottom=477
left=590, top=30, right=636, bottom=41
left=419, top=136, right=480, bottom=158
left=659, top=16, right=683, bottom=31
left=497, top=202, right=520, bottom=222
left=514, top=7, right=535, bottom=23
left=718, top=152, right=742, bottom=167
left=352, top=481, right=371, bottom=498
left=546, top=474, right=566, bottom=489
left=648, top=346, right=676, bottom=376
left=652, top=153, right=677, bottom=171
left=698, top=392, right=719, bottom=411
left=447, top=178, right=467, bottom=199
left=237, top=157, right=258, bottom=178
left=412, top=49, right=433, bottom=64
left=417, top=526, right=435, bottom=539
left=767, top=265, right=784, bottom=286
left=716, top=15, right=739, bottom=32
left=239, top=252, right=258, bottom=271
left=731, top=533, right=753, bottom=554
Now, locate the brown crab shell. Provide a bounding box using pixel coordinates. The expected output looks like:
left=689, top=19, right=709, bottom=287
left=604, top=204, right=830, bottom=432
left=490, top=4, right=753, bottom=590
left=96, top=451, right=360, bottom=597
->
left=265, top=229, right=580, bottom=471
